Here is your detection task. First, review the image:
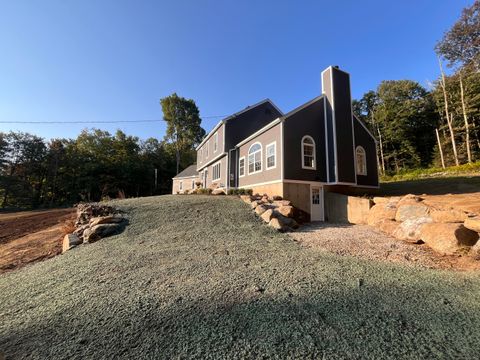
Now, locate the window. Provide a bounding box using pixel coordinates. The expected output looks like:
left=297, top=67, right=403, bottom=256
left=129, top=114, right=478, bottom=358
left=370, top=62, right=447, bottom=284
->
left=356, top=146, right=367, bottom=175
left=206, top=141, right=209, bottom=158
left=266, top=142, right=276, bottom=170
left=239, top=157, right=245, bottom=177
left=302, top=136, right=316, bottom=169
left=212, top=162, right=221, bottom=181
left=179, top=181, right=183, bottom=191
left=214, top=132, right=218, bottom=152
left=191, top=180, right=195, bottom=189
left=248, top=143, right=262, bottom=174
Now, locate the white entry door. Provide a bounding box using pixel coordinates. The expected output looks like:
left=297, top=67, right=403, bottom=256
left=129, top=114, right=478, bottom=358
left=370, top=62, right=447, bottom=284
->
left=310, top=186, right=324, bottom=221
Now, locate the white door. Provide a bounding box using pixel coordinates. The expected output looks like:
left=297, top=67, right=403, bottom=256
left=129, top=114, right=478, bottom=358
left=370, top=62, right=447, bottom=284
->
left=310, top=186, right=324, bottom=221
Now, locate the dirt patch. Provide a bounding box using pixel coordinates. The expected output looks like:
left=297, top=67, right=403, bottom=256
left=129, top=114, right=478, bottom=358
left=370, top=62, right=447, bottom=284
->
left=0, top=208, right=75, bottom=273
left=0, top=208, right=74, bottom=245
left=290, top=222, right=480, bottom=271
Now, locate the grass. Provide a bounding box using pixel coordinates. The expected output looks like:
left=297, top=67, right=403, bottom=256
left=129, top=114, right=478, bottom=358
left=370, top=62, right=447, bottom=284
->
left=1, top=195, right=480, bottom=359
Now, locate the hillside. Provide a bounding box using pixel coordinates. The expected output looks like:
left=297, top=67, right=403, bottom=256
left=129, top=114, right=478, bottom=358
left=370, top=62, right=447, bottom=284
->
left=1, top=195, right=480, bottom=359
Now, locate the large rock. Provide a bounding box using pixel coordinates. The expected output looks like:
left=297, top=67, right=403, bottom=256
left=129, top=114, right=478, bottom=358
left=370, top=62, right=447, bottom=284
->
left=240, top=195, right=252, bottom=204
left=83, top=223, right=121, bottom=243
left=464, top=217, right=480, bottom=233
left=395, top=203, right=430, bottom=222
left=62, top=234, right=82, bottom=253
left=469, top=241, right=480, bottom=260
left=212, top=189, right=226, bottom=195
left=430, top=209, right=467, bottom=223
left=376, top=219, right=399, bottom=236
left=278, top=215, right=299, bottom=230
left=255, top=204, right=269, bottom=216
left=420, top=223, right=479, bottom=255
left=89, top=215, right=125, bottom=227
left=393, top=217, right=432, bottom=243
left=277, top=205, right=294, bottom=218
left=397, top=194, right=424, bottom=207
left=347, top=197, right=373, bottom=225
left=261, top=209, right=275, bottom=223
left=269, top=218, right=284, bottom=231
left=250, top=200, right=260, bottom=209
left=367, top=204, right=397, bottom=226
left=273, top=200, right=292, bottom=207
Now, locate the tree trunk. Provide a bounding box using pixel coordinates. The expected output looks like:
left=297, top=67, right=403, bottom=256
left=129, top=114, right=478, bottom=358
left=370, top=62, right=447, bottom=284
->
left=438, top=58, right=460, bottom=166
left=459, top=73, right=472, bottom=163
left=377, top=128, right=386, bottom=174
left=435, top=128, right=446, bottom=169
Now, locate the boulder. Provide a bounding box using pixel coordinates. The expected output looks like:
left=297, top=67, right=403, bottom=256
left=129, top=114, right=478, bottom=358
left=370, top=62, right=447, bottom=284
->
left=277, top=205, right=294, bottom=218
left=261, top=209, right=275, bottom=223
left=273, top=200, right=292, bottom=207
left=272, top=195, right=283, bottom=201
left=89, top=215, right=125, bottom=227
left=469, top=242, right=480, bottom=260
left=464, top=217, right=480, bottom=233
left=83, top=223, right=121, bottom=243
left=250, top=200, right=260, bottom=209
left=420, top=223, right=479, bottom=255
left=268, top=218, right=284, bottom=231
left=62, top=234, right=82, bottom=253
left=240, top=195, right=252, bottom=204
left=277, top=214, right=299, bottom=230
left=395, top=203, right=430, bottom=222
left=255, top=204, right=269, bottom=216
left=373, top=196, right=389, bottom=205
left=376, top=219, right=399, bottom=236
left=367, top=204, right=396, bottom=226
left=397, top=194, right=424, bottom=207
left=393, top=217, right=432, bottom=243
left=73, top=224, right=89, bottom=237
left=430, top=209, right=467, bottom=223
left=212, top=189, right=226, bottom=195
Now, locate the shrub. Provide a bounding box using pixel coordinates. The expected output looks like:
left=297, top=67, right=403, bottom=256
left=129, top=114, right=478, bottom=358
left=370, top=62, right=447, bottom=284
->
left=197, top=188, right=212, bottom=195
left=227, top=188, right=253, bottom=195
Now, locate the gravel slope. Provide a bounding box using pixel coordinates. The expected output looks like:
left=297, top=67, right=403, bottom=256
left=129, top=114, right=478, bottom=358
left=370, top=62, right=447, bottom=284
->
left=1, top=195, right=480, bottom=359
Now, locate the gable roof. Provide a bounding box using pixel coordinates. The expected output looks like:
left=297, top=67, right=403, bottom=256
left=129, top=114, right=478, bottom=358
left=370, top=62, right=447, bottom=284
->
left=195, top=99, right=283, bottom=150
left=173, top=164, right=199, bottom=179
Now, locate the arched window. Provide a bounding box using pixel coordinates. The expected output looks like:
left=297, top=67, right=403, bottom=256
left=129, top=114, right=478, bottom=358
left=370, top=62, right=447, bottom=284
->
left=301, top=136, right=316, bottom=169
left=356, top=146, right=367, bottom=175
left=248, top=142, right=262, bottom=174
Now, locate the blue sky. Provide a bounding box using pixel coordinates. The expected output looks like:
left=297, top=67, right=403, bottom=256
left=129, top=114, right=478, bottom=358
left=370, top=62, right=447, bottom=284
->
left=0, top=0, right=471, bottom=140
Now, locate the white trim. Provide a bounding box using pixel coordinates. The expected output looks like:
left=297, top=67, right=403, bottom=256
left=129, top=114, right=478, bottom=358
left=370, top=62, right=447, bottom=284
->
left=238, top=156, right=246, bottom=177
left=238, top=179, right=282, bottom=188
left=323, top=96, right=330, bottom=182
left=235, top=118, right=282, bottom=147
left=280, top=121, right=284, bottom=181
left=282, top=95, right=325, bottom=119
left=265, top=141, right=277, bottom=170
left=356, top=184, right=380, bottom=189
left=326, top=181, right=358, bottom=186
left=172, top=175, right=198, bottom=180
left=197, top=152, right=226, bottom=171
left=212, top=160, right=221, bottom=182
left=284, top=179, right=325, bottom=185
left=214, top=132, right=218, bottom=153
left=353, top=114, right=377, bottom=143
left=247, top=142, right=262, bottom=175
left=301, top=135, right=316, bottom=170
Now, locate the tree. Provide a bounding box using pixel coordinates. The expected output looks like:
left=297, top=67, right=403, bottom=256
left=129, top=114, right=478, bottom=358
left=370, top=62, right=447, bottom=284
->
left=160, top=93, right=205, bottom=174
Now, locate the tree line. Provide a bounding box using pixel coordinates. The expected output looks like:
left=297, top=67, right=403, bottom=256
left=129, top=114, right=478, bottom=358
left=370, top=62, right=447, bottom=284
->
left=0, top=94, right=205, bottom=209
left=353, top=0, right=480, bottom=174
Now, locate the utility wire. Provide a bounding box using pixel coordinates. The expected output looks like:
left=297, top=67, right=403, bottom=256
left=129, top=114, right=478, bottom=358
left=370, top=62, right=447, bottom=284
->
left=0, top=115, right=229, bottom=124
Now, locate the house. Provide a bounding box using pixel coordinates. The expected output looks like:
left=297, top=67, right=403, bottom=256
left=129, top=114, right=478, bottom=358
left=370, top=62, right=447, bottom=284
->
left=172, top=66, right=379, bottom=220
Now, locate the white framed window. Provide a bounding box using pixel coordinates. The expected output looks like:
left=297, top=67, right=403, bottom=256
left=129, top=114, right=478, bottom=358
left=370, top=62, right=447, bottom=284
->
left=214, top=132, right=218, bottom=152
left=356, top=146, right=367, bottom=175
left=239, top=157, right=245, bottom=177
left=266, top=142, right=276, bottom=170
left=248, top=142, right=262, bottom=174
left=212, top=161, right=221, bottom=181
left=179, top=181, right=183, bottom=191
left=206, top=141, right=209, bottom=158
left=302, top=135, right=316, bottom=170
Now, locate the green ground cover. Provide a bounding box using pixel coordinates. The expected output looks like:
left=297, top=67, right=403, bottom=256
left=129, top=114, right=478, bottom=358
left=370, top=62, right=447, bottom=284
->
left=1, top=195, right=480, bottom=359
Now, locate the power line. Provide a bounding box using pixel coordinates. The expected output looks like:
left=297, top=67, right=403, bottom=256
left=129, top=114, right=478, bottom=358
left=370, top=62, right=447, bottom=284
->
left=0, top=114, right=229, bottom=124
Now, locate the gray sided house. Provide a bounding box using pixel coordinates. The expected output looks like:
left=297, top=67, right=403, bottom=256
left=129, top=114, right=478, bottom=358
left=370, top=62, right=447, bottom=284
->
left=172, top=66, right=379, bottom=220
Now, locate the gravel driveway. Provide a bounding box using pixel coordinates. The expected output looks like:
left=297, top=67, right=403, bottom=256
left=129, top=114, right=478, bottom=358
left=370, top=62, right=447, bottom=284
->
left=1, top=195, right=480, bottom=359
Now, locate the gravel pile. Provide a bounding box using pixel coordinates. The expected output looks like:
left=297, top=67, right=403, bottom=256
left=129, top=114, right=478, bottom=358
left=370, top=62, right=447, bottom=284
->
left=1, top=195, right=480, bottom=359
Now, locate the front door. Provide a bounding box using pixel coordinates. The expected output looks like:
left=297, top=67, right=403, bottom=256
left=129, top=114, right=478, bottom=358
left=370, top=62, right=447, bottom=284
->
left=310, top=186, right=324, bottom=221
